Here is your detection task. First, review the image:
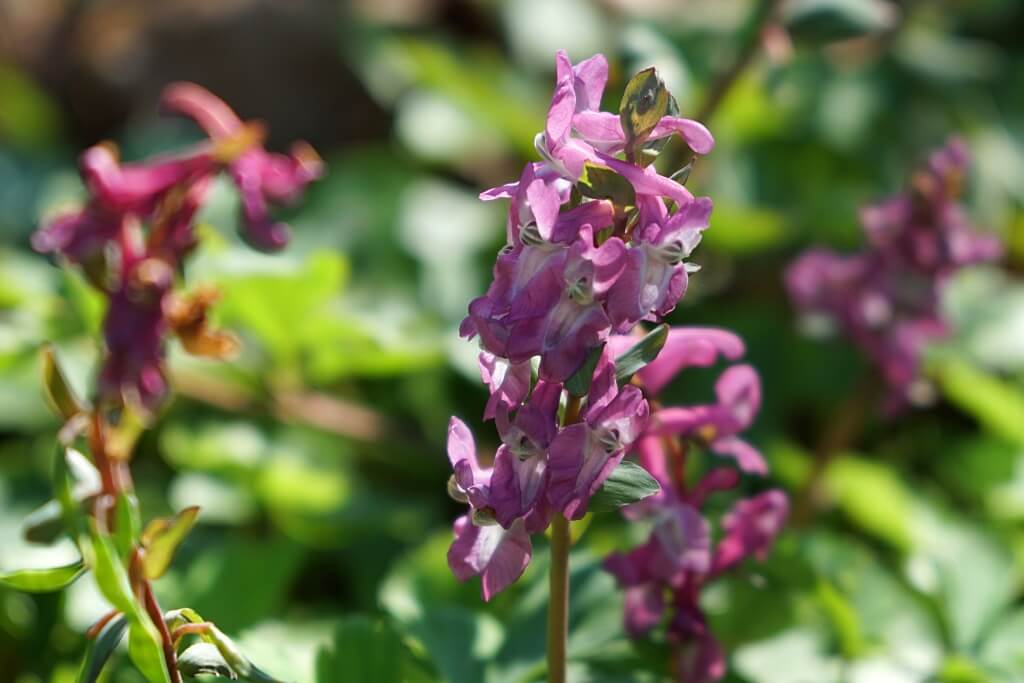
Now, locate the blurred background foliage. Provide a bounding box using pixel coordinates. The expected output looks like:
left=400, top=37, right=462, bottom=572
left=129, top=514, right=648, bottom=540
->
left=1, top=0, right=1024, bottom=681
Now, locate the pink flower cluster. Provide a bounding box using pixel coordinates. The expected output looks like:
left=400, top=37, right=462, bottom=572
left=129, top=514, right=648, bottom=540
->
left=33, top=83, right=323, bottom=411
left=786, top=138, right=1001, bottom=412
left=447, top=51, right=718, bottom=600
left=603, top=328, right=788, bottom=683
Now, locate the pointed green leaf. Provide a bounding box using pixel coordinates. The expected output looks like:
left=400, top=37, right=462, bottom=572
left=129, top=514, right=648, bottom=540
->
left=0, top=559, right=86, bottom=592
left=141, top=506, right=200, bottom=579
left=41, top=344, right=85, bottom=420
left=565, top=343, right=606, bottom=398
left=614, top=324, right=669, bottom=385
left=587, top=461, right=661, bottom=513
left=85, top=520, right=135, bottom=614
left=78, top=615, right=129, bottom=683
left=578, top=163, right=635, bottom=206
left=619, top=67, right=671, bottom=146
left=114, top=493, right=142, bottom=559
left=128, top=619, right=172, bottom=683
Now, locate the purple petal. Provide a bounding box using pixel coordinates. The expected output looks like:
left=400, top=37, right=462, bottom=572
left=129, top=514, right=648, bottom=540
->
left=649, top=117, right=715, bottom=155
left=623, top=584, right=665, bottom=638
left=715, top=364, right=761, bottom=430
left=571, top=53, right=608, bottom=112
left=712, top=489, right=788, bottom=575
left=710, top=436, right=766, bottom=475
left=546, top=50, right=577, bottom=147
left=636, top=327, right=746, bottom=396
left=596, top=153, right=693, bottom=205
left=479, top=354, right=532, bottom=420
left=447, top=516, right=533, bottom=601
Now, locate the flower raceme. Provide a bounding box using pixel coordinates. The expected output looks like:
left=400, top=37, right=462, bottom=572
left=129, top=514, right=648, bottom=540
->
left=447, top=51, right=788, bottom=682
left=448, top=51, right=719, bottom=600
left=786, top=138, right=1001, bottom=412
left=32, top=83, right=323, bottom=413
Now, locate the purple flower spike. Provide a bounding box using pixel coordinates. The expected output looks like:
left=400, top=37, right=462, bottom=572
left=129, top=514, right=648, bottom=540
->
left=653, top=365, right=766, bottom=474
left=711, top=490, right=788, bottom=575
left=448, top=515, right=532, bottom=602
left=548, top=351, right=649, bottom=519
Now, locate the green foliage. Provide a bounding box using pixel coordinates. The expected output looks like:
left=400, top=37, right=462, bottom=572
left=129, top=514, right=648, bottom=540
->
left=0, top=559, right=86, bottom=592
left=613, top=324, right=669, bottom=385
left=586, top=461, right=661, bottom=513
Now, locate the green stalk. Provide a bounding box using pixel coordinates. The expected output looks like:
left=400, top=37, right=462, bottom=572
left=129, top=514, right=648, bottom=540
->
left=547, top=394, right=582, bottom=682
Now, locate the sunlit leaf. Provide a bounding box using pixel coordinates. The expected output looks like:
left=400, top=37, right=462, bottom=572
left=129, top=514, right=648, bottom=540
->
left=40, top=344, right=85, bottom=420
left=614, top=324, right=668, bottom=385
left=0, top=559, right=86, bottom=592
left=566, top=343, right=606, bottom=398
left=587, top=461, right=661, bottom=514
left=141, top=506, right=200, bottom=580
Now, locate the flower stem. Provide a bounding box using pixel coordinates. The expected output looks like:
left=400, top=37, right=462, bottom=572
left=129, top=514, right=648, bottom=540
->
left=547, top=513, right=571, bottom=683
left=547, top=393, right=582, bottom=683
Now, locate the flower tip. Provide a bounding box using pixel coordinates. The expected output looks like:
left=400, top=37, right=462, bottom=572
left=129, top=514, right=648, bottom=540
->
left=160, top=81, right=242, bottom=138
left=242, top=219, right=291, bottom=252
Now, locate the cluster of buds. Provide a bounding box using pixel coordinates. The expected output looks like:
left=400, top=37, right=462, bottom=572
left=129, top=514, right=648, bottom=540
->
left=786, top=138, right=1002, bottom=412
left=603, top=328, right=788, bottom=682
left=448, top=50, right=716, bottom=600
left=32, top=83, right=323, bottom=413
left=447, top=51, right=788, bottom=673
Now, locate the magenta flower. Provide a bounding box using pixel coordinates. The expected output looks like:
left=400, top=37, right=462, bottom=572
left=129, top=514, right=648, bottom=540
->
left=537, top=51, right=609, bottom=180
left=652, top=365, right=765, bottom=474
left=445, top=417, right=492, bottom=512
left=712, top=490, right=790, bottom=574
left=547, top=350, right=649, bottom=518
left=786, top=138, right=1001, bottom=411
left=607, top=197, right=712, bottom=331
left=489, top=380, right=562, bottom=531
left=478, top=353, right=532, bottom=421
left=448, top=515, right=532, bottom=602
left=610, top=327, right=746, bottom=397
left=160, top=82, right=324, bottom=251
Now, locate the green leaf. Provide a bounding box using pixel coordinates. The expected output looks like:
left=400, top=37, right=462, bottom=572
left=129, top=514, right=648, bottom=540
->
left=933, top=356, right=1024, bottom=446
left=140, top=506, right=200, bottom=580
left=128, top=619, right=172, bottom=683
left=566, top=343, right=606, bottom=398
left=619, top=67, right=671, bottom=146
left=823, top=456, right=913, bottom=551
left=784, top=0, right=896, bottom=44
left=85, top=520, right=134, bottom=614
left=114, top=493, right=142, bottom=560
left=0, top=559, right=86, bottom=592
left=315, top=616, right=408, bottom=683
left=178, top=643, right=235, bottom=678
left=586, top=461, right=661, bottom=513
left=614, top=324, right=669, bottom=385
left=578, top=163, right=635, bottom=207
left=40, top=344, right=85, bottom=420
left=978, top=608, right=1024, bottom=680
left=78, top=615, right=129, bottom=683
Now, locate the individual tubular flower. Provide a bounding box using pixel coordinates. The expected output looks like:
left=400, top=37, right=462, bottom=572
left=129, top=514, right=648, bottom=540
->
left=651, top=364, right=767, bottom=475
left=489, top=380, right=561, bottom=530
left=607, top=197, right=712, bottom=332
left=785, top=137, right=1002, bottom=412
left=32, top=82, right=323, bottom=413
left=445, top=417, right=535, bottom=601
left=547, top=349, right=649, bottom=519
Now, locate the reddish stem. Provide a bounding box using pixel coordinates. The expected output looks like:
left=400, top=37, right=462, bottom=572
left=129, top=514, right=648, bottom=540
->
left=142, top=580, right=182, bottom=683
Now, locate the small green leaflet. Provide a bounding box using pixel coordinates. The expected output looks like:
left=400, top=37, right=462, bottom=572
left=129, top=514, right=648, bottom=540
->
left=79, top=615, right=129, bottom=683
left=587, top=461, right=661, bottom=514
left=615, top=324, right=669, bottom=385
left=0, top=559, right=86, bottom=592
